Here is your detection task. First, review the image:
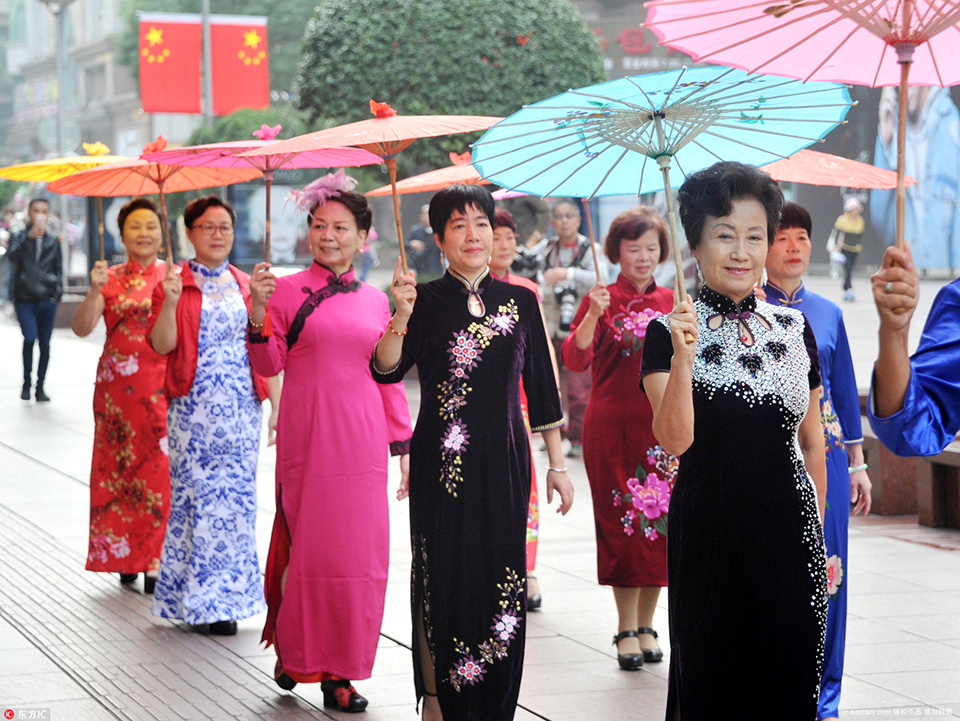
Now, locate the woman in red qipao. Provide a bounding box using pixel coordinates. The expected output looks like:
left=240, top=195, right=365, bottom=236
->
left=72, top=197, right=169, bottom=593
left=488, top=208, right=558, bottom=610
left=247, top=171, right=412, bottom=714
left=560, top=207, right=676, bottom=670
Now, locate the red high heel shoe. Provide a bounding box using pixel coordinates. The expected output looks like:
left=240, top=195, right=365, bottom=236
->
left=321, top=679, right=368, bottom=713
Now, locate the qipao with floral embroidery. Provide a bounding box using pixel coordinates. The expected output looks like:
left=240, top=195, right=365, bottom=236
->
left=561, top=275, right=675, bottom=587
left=86, top=260, right=170, bottom=575
left=641, top=286, right=828, bottom=720
left=373, top=270, right=561, bottom=721
left=151, top=260, right=266, bottom=626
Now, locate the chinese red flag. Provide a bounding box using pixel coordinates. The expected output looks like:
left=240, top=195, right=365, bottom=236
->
left=138, top=13, right=202, bottom=114
left=210, top=17, right=270, bottom=116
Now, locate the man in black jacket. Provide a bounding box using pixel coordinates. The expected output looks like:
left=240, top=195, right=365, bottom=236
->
left=8, top=198, right=62, bottom=401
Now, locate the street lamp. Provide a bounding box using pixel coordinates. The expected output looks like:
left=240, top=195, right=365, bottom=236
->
left=37, top=0, right=77, bottom=161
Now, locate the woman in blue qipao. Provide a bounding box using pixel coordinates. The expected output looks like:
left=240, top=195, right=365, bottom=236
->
left=148, top=196, right=279, bottom=635
left=763, top=202, right=873, bottom=721
left=869, top=242, right=960, bottom=457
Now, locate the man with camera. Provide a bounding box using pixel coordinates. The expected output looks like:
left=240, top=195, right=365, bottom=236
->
left=8, top=197, right=62, bottom=402
left=532, top=200, right=610, bottom=457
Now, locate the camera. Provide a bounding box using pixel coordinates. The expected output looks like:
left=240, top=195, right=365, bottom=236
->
left=553, top=281, right=579, bottom=336
left=511, top=246, right=541, bottom=280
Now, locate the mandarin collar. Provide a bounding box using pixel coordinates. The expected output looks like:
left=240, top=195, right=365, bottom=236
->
left=446, top=266, right=491, bottom=291
left=189, top=259, right=230, bottom=277
left=698, top=285, right=757, bottom=315
left=615, top=274, right=657, bottom=296
left=311, top=261, right=356, bottom=284
left=763, top=280, right=805, bottom=307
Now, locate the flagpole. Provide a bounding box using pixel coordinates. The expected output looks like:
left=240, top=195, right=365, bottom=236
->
left=201, top=0, right=214, bottom=122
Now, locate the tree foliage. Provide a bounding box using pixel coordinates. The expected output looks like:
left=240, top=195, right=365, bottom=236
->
left=295, top=0, right=606, bottom=174
left=185, top=106, right=311, bottom=146
left=113, top=0, right=317, bottom=95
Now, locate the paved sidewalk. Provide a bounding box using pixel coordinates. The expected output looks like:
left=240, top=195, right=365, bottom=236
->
left=1, top=268, right=959, bottom=720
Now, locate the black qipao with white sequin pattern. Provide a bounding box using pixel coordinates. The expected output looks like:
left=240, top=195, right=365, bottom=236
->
left=640, top=286, right=828, bottom=720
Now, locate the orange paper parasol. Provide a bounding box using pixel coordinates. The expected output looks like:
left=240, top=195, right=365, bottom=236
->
left=48, top=137, right=261, bottom=261
left=242, top=101, right=502, bottom=272
left=761, top=149, right=916, bottom=190
left=366, top=152, right=490, bottom=197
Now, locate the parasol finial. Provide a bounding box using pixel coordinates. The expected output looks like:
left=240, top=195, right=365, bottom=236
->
left=82, top=141, right=111, bottom=156
left=253, top=124, right=282, bottom=141
left=143, top=136, right=167, bottom=154
left=449, top=151, right=472, bottom=166
left=370, top=99, right=398, bottom=119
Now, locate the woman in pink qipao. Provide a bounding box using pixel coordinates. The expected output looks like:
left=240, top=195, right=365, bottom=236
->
left=248, top=171, right=412, bottom=713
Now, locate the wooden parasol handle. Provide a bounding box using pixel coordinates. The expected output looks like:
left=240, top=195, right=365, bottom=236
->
left=385, top=157, right=409, bottom=275
left=580, top=197, right=602, bottom=284
left=657, top=157, right=695, bottom=344
left=264, top=171, right=273, bottom=265
left=97, top=196, right=105, bottom=262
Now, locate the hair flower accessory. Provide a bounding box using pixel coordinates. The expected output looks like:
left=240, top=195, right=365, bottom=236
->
left=288, top=169, right=359, bottom=214
left=253, top=124, right=281, bottom=141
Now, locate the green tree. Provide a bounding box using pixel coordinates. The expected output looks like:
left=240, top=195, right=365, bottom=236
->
left=185, top=106, right=311, bottom=146
left=113, top=0, right=316, bottom=95
left=295, top=0, right=606, bottom=175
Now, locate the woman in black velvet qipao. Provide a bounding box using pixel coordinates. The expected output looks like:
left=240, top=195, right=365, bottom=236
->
left=373, top=184, right=574, bottom=721
left=640, top=162, right=828, bottom=720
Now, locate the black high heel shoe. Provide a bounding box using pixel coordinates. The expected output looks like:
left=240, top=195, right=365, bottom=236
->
left=613, top=630, right=644, bottom=671
left=321, top=679, right=368, bottom=713
left=274, top=661, right=297, bottom=691
left=143, top=574, right=157, bottom=594
left=637, top=626, right=664, bottom=663
left=119, top=573, right=138, bottom=585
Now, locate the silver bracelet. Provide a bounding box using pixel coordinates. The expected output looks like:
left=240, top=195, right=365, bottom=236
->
left=848, top=463, right=868, bottom=474
left=546, top=466, right=569, bottom=473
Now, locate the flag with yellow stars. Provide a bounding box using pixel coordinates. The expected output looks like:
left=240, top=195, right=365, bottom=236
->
left=210, top=16, right=269, bottom=116
left=138, top=12, right=202, bottom=113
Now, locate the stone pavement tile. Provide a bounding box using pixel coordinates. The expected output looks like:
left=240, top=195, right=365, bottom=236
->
left=0, top=618, right=35, bottom=650
left=519, top=686, right=667, bottom=721
left=837, top=675, right=923, bottom=711
left=844, top=640, right=960, bottom=674
left=369, top=644, right=415, bottom=677
left=847, top=590, right=960, bottom=618
left=849, top=550, right=960, bottom=574
left=879, top=569, right=960, bottom=592
left=518, top=658, right=664, bottom=696
left=854, top=670, right=960, bottom=706
left=845, top=568, right=932, bottom=594
left=524, top=608, right=621, bottom=637
left=45, top=697, right=119, bottom=721
left=876, top=613, right=960, bottom=641
left=1, top=670, right=92, bottom=704
left=0, top=645, right=63, bottom=676
left=843, top=616, right=928, bottom=645
left=524, top=634, right=613, bottom=665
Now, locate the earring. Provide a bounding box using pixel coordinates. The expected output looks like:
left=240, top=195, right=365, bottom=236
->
left=696, top=260, right=704, bottom=285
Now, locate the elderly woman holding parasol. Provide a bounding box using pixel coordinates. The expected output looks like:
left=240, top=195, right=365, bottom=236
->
left=147, top=196, right=279, bottom=636
left=72, top=197, right=170, bottom=593
left=373, top=184, right=573, bottom=721
left=641, top=161, right=828, bottom=718
left=246, top=170, right=412, bottom=712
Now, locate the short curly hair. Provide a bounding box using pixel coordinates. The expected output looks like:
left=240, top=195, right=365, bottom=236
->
left=604, top=206, right=668, bottom=265
left=310, top=191, right=372, bottom=233
left=184, top=195, right=236, bottom=229
left=677, top=161, right=783, bottom=250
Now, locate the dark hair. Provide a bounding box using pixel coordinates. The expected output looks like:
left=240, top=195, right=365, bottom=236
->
left=777, top=201, right=812, bottom=236
left=677, top=161, right=783, bottom=250
left=184, top=195, right=236, bottom=229
left=117, top=197, right=160, bottom=235
left=28, top=197, right=50, bottom=212
left=493, top=208, right=517, bottom=234
left=604, top=206, right=669, bottom=265
left=310, top=191, right=372, bottom=233
left=429, top=184, right=495, bottom=242
left=552, top=199, right=580, bottom=218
